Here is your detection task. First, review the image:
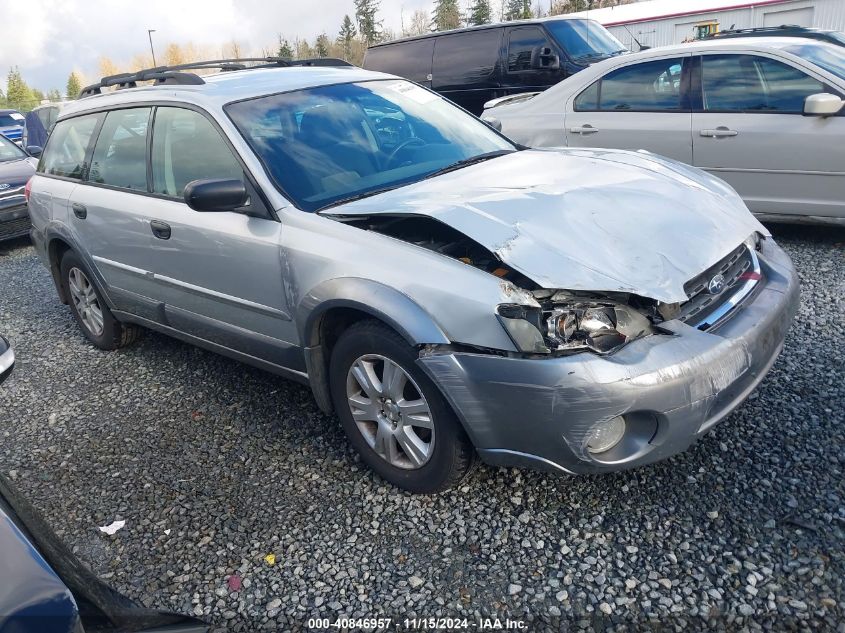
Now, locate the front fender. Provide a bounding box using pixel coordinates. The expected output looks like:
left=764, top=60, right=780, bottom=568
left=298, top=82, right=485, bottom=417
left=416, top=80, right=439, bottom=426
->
left=297, top=277, right=451, bottom=348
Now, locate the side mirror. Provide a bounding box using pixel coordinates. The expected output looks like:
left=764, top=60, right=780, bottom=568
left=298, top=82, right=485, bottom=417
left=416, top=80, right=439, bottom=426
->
left=0, top=337, right=14, bottom=387
left=26, top=145, right=42, bottom=157
left=804, top=93, right=843, bottom=117
left=531, top=46, right=560, bottom=70
left=184, top=179, right=248, bottom=212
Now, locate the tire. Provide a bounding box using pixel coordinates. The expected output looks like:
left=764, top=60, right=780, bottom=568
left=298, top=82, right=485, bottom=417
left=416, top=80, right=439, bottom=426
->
left=60, top=250, right=141, bottom=350
left=329, top=319, right=474, bottom=493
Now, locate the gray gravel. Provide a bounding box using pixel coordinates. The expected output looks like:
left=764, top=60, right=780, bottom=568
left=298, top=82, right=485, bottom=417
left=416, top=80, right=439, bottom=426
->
left=0, top=225, right=843, bottom=632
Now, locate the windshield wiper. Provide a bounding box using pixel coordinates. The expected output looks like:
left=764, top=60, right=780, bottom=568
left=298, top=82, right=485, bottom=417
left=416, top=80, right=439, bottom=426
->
left=423, top=150, right=515, bottom=180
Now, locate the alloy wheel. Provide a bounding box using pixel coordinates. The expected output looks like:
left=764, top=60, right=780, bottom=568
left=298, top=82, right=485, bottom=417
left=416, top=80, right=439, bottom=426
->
left=345, top=354, right=435, bottom=470
left=68, top=267, right=104, bottom=337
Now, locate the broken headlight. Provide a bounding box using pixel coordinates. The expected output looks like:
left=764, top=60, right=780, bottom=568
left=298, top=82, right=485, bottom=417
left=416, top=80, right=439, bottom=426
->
left=545, top=303, right=655, bottom=354
left=497, top=301, right=655, bottom=355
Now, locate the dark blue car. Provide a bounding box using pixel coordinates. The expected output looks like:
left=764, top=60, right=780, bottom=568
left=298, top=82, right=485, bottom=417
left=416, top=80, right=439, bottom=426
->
left=0, top=135, right=37, bottom=242
left=0, top=337, right=207, bottom=633
left=0, top=109, right=24, bottom=145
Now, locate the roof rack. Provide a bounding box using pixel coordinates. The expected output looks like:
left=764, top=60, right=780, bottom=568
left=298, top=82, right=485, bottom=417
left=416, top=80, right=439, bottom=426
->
left=707, top=24, right=807, bottom=37
left=79, top=57, right=354, bottom=98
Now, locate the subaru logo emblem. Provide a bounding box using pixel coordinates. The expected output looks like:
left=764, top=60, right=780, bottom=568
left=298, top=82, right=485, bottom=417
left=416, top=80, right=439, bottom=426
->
left=707, top=274, right=726, bottom=295
left=0, top=184, right=9, bottom=190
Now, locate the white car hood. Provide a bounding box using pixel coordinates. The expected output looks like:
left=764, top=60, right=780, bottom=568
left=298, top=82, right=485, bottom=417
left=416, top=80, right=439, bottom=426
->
left=328, top=148, right=769, bottom=304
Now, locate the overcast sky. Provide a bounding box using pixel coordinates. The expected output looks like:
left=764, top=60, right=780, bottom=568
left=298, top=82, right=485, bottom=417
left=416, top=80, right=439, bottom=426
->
left=0, top=0, right=438, bottom=93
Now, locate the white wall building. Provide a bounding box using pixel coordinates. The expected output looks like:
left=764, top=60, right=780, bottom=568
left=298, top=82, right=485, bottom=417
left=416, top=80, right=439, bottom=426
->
left=567, top=0, right=845, bottom=51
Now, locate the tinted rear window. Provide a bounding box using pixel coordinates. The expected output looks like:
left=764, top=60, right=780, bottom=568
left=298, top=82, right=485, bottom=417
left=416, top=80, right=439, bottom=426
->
left=365, top=39, right=435, bottom=84
left=433, top=29, right=502, bottom=90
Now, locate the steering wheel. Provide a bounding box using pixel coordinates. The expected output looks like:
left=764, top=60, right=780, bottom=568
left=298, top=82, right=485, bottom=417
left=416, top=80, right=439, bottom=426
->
left=386, top=137, right=427, bottom=168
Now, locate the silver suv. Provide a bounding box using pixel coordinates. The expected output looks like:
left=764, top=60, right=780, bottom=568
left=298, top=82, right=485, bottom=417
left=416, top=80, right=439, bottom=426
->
left=27, top=60, right=799, bottom=493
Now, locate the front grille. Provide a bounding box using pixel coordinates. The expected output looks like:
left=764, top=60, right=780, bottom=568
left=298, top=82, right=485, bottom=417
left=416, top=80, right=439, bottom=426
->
left=0, top=215, right=31, bottom=240
left=677, top=243, right=760, bottom=330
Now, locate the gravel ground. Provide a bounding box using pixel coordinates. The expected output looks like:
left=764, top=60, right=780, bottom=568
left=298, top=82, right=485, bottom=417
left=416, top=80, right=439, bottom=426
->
left=0, top=225, right=843, bottom=632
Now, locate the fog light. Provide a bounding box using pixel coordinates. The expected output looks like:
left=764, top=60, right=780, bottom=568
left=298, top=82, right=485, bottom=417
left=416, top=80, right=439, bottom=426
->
left=587, top=416, right=626, bottom=454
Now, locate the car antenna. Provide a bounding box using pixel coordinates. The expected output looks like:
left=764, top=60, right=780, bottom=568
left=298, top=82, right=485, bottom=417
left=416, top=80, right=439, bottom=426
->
left=622, top=24, right=649, bottom=51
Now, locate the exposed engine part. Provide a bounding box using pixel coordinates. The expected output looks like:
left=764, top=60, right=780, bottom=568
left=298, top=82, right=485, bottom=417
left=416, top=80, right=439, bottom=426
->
left=339, top=214, right=539, bottom=289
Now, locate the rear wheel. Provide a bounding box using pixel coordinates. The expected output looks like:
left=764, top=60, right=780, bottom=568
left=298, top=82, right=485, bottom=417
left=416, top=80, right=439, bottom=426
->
left=60, top=251, right=140, bottom=350
left=329, top=320, right=474, bottom=493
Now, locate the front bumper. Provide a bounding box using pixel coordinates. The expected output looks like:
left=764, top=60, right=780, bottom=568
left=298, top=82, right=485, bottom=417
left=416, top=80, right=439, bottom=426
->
left=0, top=204, right=31, bottom=242
left=418, top=239, right=799, bottom=474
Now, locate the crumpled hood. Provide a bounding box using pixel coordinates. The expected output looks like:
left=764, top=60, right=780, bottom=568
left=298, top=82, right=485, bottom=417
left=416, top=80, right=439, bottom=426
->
left=328, top=148, right=768, bottom=303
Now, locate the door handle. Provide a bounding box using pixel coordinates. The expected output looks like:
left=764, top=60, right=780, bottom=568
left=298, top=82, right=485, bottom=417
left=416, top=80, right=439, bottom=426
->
left=700, top=127, right=738, bottom=138
left=71, top=203, right=87, bottom=219
left=150, top=220, right=171, bottom=240
left=570, top=125, right=599, bottom=135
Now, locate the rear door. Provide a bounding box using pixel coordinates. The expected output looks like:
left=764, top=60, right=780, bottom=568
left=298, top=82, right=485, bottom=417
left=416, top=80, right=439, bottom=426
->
left=432, top=28, right=503, bottom=115
left=692, top=52, right=845, bottom=219
left=67, top=107, right=162, bottom=319
left=142, top=106, right=300, bottom=370
left=564, top=55, right=693, bottom=163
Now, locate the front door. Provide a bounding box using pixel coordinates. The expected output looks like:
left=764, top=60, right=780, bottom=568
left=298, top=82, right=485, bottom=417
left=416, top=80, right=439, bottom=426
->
left=692, top=53, right=845, bottom=219
left=564, top=56, right=693, bottom=163
left=143, top=106, right=301, bottom=371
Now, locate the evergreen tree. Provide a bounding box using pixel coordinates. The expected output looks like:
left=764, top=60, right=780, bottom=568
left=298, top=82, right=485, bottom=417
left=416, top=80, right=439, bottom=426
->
left=66, top=72, right=82, bottom=100
left=0, top=88, right=5, bottom=107
left=337, top=14, right=357, bottom=59
left=354, top=0, right=382, bottom=44
left=466, top=0, right=492, bottom=25
left=504, top=0, right=532, bottom=19
left=432, top=0, right=461, bottom=31
left=277, top=36, right=294, bottom=60
left=47, top=89, right=62, bottom=102
left=6, top=67, right=37, bottom=112
left=315, top=33, right=330, bottom=58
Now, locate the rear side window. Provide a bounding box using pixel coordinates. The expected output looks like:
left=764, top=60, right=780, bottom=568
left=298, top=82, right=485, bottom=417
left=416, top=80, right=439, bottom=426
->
left=433, top=29, right=502, bottom=89
left=575, top=58, right=685, bottom=111
left=507, top=27, right=553, bottom=73
left=39, top=114, right=99, bottom=179
left=365, top=40, right=435, bottom=84
left=151, top=107, right=242, bottom=198
left=89, top=108, right=151, bottom=191
left=702, top=54, right=825, bottom=112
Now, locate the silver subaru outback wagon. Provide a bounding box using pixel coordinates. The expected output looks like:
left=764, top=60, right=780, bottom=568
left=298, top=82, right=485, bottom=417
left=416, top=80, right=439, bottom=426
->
left=27, top=61, right=799, bottom=493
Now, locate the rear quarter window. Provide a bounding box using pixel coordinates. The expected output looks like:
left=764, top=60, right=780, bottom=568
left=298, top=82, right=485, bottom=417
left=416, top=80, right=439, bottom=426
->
left=365, top=39, right=435, bottom=84
left=39, top=114, right=100, bottom=179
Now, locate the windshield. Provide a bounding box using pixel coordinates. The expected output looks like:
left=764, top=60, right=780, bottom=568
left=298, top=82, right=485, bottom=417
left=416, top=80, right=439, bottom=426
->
left=0, top=134, right=26, bottom=161
left=0, top=113, right=24, bottom=128
left=545, top=19, right=627, bottom=62
left=784, top=42, right=845, bottom=81
left=226, top=80, right=515, bottom=212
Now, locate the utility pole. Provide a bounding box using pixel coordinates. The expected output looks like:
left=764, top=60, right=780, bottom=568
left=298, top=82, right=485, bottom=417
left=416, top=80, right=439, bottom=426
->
left=147, top=29, right=157, bottom=66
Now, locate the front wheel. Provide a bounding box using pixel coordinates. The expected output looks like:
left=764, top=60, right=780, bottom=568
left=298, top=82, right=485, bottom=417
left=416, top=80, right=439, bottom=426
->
left=329, top=320, right=474, bottom=493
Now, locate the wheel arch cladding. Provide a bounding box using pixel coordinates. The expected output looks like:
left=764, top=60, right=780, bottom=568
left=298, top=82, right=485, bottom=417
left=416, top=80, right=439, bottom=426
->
left=297, top=278, right=451, bottom=415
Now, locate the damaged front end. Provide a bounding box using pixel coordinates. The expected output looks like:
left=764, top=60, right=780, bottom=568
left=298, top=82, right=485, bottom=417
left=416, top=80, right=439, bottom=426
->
left=338, top=213, right=666, bottom=357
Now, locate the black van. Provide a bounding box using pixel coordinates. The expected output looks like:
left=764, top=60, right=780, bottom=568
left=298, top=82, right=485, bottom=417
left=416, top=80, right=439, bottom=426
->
left=364, top=18, right=628, bottom=115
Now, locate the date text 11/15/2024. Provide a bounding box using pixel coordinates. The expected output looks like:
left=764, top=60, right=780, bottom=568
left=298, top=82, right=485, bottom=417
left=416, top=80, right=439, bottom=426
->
left=307, top=617, right=528, bottom=630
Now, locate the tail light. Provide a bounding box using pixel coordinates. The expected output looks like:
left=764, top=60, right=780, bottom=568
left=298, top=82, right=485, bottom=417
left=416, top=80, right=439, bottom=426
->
left=24, top=177, right=32, bottom=203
